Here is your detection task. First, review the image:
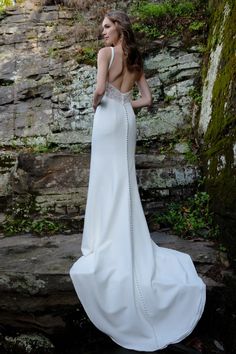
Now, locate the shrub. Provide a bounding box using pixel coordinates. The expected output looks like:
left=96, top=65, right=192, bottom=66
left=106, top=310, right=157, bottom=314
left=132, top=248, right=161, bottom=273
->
left=154, top=192, right=219, bottom=239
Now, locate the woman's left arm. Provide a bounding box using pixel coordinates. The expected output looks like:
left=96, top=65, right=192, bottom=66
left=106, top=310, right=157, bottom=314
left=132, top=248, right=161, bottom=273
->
left=131, top=72, right=152, bottom=109
left=93, top=48, right=109, bottom=111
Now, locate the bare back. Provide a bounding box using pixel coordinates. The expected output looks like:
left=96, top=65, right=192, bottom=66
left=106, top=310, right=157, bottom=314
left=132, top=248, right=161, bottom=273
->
left=93, top=45, right=152, bottom=110
left=107, top=46, right=139, bottom=93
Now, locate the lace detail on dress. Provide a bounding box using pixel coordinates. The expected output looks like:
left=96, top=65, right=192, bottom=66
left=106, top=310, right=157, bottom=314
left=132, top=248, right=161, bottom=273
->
left=105, top=83, right=132, bottom=103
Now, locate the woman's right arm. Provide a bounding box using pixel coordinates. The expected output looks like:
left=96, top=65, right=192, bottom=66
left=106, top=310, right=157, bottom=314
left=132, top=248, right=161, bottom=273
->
left=93, top=48, right=110, bottom=111
left=131, top=72, right=152, bottom=109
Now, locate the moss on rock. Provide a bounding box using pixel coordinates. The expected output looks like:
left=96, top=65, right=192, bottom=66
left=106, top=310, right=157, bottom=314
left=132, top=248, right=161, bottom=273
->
left=205, top=1, right=236, bottom=145
left=202, top=0, right=236, bottom=261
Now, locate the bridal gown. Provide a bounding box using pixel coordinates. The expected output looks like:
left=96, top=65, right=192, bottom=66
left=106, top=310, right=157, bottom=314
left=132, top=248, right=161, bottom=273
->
left=70, top=47, right=206, bottom=352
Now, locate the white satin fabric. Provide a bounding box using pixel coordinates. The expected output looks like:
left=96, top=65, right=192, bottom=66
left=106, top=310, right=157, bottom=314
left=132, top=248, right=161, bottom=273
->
left=70, top=82, right=206, bottom=352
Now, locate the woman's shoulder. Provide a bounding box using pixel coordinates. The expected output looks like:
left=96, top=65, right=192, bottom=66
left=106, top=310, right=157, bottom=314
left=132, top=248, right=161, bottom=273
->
left=98, top=46, right=112, bottom=57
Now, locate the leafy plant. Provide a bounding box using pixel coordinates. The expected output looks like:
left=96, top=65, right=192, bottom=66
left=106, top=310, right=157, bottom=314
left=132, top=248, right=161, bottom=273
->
left=30, top=143, right=59, bottom=153
left=75, top=46, right=97, bottom=66
left=189, top=88, right=202, bottom=105
left=0, top=0, right=12, bottom=11
left=132, top=1, right=197, bottom=19
left=133, top=2, right=174, bottom=18
left=219, top=244, right=227, bottom=252
left=31, top=219, right=61, bottom=235
left=132, top=22, right=161, bottom=39
left=154, top=192, right=219, bottom=239
left=1, top=216, right=63, bottom=236
left=189, top=20, right=205, bottom=31
left=0, top=200, right=63, bottom=236
left=131, top=0, right=207, bottom=40
left=174, top=1, right=195, bottom=16
left=184, top=149, right=198, bottom=163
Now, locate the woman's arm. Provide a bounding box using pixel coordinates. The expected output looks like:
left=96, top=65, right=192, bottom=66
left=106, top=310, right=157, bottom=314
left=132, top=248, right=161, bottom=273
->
left=131, top=72, right=152, bottom=109
left=93, top=48, right=110, bottom=111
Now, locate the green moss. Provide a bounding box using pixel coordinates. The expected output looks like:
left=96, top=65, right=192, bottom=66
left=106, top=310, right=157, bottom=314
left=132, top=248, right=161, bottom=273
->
left=204, top=131, right=235, bottom=160
left=205, top=163, right=236, bottom=257
left=200, top=1, right=224, bottom=80
left=202, top=0, right=236, bottom=261
left=204, top=1, right=236, bottom=146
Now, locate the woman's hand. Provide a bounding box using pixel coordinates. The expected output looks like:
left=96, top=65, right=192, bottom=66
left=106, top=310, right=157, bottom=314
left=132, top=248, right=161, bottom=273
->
left=93, top=91, right=103, bottom=111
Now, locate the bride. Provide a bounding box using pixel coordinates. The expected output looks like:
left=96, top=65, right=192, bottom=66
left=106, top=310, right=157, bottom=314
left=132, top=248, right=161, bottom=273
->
left=70, top=10, right=206, bottom=352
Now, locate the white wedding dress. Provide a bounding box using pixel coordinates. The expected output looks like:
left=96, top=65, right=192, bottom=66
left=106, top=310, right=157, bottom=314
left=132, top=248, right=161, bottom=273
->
left=70, top=47, right=206, bottom=352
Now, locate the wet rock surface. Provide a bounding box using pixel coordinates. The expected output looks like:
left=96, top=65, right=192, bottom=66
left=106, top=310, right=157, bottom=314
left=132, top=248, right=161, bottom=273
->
left=0, top=231, right=232, bottom=353
left=0, top=232, right=226, bottom=330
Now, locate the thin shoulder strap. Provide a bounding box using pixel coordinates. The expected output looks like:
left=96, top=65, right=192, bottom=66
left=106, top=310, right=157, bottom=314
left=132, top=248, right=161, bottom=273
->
left=108, top=47, right=115, bottom=70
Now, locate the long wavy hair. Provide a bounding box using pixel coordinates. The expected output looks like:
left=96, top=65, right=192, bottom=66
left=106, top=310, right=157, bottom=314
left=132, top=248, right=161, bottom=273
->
left=105, top=11, right=143, bottom=75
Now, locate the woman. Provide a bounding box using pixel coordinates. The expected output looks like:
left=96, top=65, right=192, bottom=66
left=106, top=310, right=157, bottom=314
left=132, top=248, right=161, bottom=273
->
left=70, top=11, right=206, bottom=352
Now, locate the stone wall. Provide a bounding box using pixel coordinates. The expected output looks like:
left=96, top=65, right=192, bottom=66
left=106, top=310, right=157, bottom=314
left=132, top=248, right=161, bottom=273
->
left=0, top=1, right=204, bottom=229
left=198, top=0, right=236, bottom=260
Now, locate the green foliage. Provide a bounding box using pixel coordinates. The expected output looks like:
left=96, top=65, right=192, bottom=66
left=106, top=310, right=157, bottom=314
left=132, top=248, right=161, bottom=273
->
left=134, top=2, right=173, bottom=18
left=30, top=143, right=59, bottom=153
left=189, top=20, right=205, bottom=31
left=0, top=200, right=63, bottom=236
left=132, top=22, right=161, bottom=39
left=184, top=149, right=198, bottom=163
left=189, top=88, right=202, bottom=105
left=219, top=243, right=227, bottom=252
left=32, top=145, right=53, bottom=153
left=0, top=0, right=12, bottom=11
left=131, top=0, right=207, bottom=40
left=132, top=1, right=196, bottom=19
left=154, top=192, right=219, bottom=239
left=174, top=1, right=195, bottom=15
left=2, top=216, right=62, bottom=236
left=75, top=46, right=97, bottom=66
left=197, top=44, right=207, bottom=53
left=73, top=11, right=84, bottom=22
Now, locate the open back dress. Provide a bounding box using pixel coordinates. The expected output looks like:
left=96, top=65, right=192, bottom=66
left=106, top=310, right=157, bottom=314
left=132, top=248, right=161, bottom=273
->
left=70, top=47, right=206, bottom=352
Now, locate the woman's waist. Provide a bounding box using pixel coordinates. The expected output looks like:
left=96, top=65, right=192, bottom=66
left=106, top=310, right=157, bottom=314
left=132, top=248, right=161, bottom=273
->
left=105, top=82, right=132, bottom=103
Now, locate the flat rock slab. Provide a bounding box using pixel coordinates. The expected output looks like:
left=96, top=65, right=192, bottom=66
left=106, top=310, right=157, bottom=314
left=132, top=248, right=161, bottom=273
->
left=0, top=232, right=222, bottom=332
left=0, top=231, right=218, bottom=273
